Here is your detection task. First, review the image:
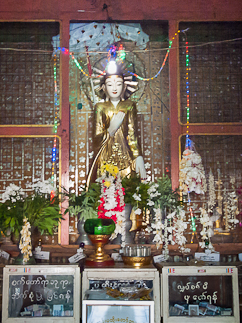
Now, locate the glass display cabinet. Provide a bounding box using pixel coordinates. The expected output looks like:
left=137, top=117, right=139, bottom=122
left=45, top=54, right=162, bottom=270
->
left=162, top=265, right=240, bottom=323
left=2, top=265, right=80, bottom=323
left=82, top=265, right=160, bottom=323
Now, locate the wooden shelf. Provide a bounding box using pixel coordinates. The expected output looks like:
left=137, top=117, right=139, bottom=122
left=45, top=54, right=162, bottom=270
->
left=1, top=242, right=242, bottom=258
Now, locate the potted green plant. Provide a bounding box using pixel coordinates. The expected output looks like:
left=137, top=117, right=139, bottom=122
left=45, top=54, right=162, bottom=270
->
left=64, top=182, right=100, bottom=245
left=0, top=181, right=63, bottom=263
left=121, top=172, right=150, bottom=232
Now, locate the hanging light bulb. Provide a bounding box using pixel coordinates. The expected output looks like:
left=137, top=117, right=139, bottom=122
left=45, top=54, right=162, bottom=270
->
left=106, top=60, right=117, bottom=74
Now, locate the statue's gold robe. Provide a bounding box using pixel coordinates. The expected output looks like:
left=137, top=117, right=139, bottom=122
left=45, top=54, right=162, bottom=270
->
left=91, top=99, right=142, bottom=180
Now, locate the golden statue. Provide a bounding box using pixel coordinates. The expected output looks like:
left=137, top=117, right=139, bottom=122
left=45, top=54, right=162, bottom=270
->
left=87, top=62, right=146, bottom=186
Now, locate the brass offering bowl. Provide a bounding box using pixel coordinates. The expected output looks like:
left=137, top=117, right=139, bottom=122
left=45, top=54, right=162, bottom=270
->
left=122, top=255, right=152, bottom=267
left=86, top=234, right=114, bottom=267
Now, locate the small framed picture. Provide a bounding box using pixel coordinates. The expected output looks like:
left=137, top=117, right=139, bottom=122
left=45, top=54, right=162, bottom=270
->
left=188, top=304, right=199, bottom=316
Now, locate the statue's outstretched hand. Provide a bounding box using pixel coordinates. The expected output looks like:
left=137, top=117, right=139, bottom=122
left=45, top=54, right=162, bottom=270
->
left=135, top=156, right=147, bottom=180
left=108, top=112, right=125, bottom=137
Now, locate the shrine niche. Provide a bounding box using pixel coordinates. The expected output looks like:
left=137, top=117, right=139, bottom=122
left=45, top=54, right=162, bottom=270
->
left=67, top=22, right=170, bottom=243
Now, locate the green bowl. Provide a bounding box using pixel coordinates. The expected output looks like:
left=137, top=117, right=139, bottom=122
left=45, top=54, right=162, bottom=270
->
left=84, top=218, right=115, bottom=235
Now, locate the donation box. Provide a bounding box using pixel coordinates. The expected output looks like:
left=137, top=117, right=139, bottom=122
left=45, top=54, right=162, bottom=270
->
left=162, top=265, right=239, bottom=323
left=2, top=265, right=80, bottom=323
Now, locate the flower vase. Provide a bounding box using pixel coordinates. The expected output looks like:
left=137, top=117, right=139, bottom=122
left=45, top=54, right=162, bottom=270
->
left=2, top=229, right=13, bottom=245
left=76, top=216, right=92, bottom=246
left=14, top=247, right=36, bottom=265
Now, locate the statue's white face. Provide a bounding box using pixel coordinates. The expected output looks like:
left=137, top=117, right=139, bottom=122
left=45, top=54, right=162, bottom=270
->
left=105, top=75, right=123, bottom=100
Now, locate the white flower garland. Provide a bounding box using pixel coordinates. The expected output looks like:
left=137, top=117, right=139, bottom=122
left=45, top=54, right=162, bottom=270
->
left=199, top=207, right=214, bottom=250
left=208, top=169, right=216, bottom=213
left=225, top=178, right=239, bottom=229
left=19, top=217, right=32, bottom=263
left=151, top=208, right=164, bottom=248
left=169, top=207, right=189, bottom=253
left=227, top=191, right=239, bottom=227
left=151, top=206, right=189, bottom=255
left=110, top=175, right=126, bottom=248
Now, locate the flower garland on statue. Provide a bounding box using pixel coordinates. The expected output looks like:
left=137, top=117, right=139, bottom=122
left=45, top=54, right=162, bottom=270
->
left=97, top=164, right=126, bottom=247
left=19, top=217, right=32, bottom=263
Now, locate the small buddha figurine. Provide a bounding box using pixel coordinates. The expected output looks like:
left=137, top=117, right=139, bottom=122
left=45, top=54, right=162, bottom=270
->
left=87, top=62, right=146, bottom=185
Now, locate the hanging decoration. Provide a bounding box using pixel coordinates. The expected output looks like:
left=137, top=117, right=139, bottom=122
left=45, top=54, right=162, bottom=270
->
left=179, top=143, right=207, bottom=242
left=199, top=207, right=214, bottom=250
left=69, top=30, right=180, bottom=82
left=19, top=217, right=33, bottom=264
left=225, top=176, right=239, bottom=230
left=211, top=172, right=239, bottom=236
left=214, top=169, right=223, bottom=232
left=149, top=177, right=189, bottom=256
left=179, top=39, right=206, bottom=194
left=179, top=33, right=206, bottom=196
left=179, top=145, right=207, bottom=195
left=179, top=32, right=206, bottom=244
left=189, top=202, right=196, bottom=235
left=152, top=208, right=164, bottom=249
left=51, top=52, right=59, bottom=193
left=237, top=186, right=242, bottom=227
left=151, top=206, right=189, bottom=256
left=208, top=169, right=216, bottom=213
left=124, top=31, right=180, bottom=81
left=52, top=22, right=149, bottom=53
left=170, top=207, right=190, bottom=253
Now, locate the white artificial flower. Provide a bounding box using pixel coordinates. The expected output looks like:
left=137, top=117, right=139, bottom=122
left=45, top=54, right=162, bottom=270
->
left=1, top=183, right=25, bottom=202
left=147, top=200, right=155, bottom=206
left=167, top=211, right=176, bottom=219
left=145, top=226, right=153, bottom=233
left=151, top=221, right=164, bottom=230
left=134, top=208, right=142, bottom=215
left=167, top=226, right=173, bottom=233
left=199, top=242, right=205, bottom=249
left=32, top=179, right=55, bottom=194
left=153, top=233, right=162, bottom=243
left=133, top=193, right=141, bottom=201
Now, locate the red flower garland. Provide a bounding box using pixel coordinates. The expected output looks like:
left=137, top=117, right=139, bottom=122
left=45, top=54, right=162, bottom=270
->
left=98, top=185, right=125, bottom=224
